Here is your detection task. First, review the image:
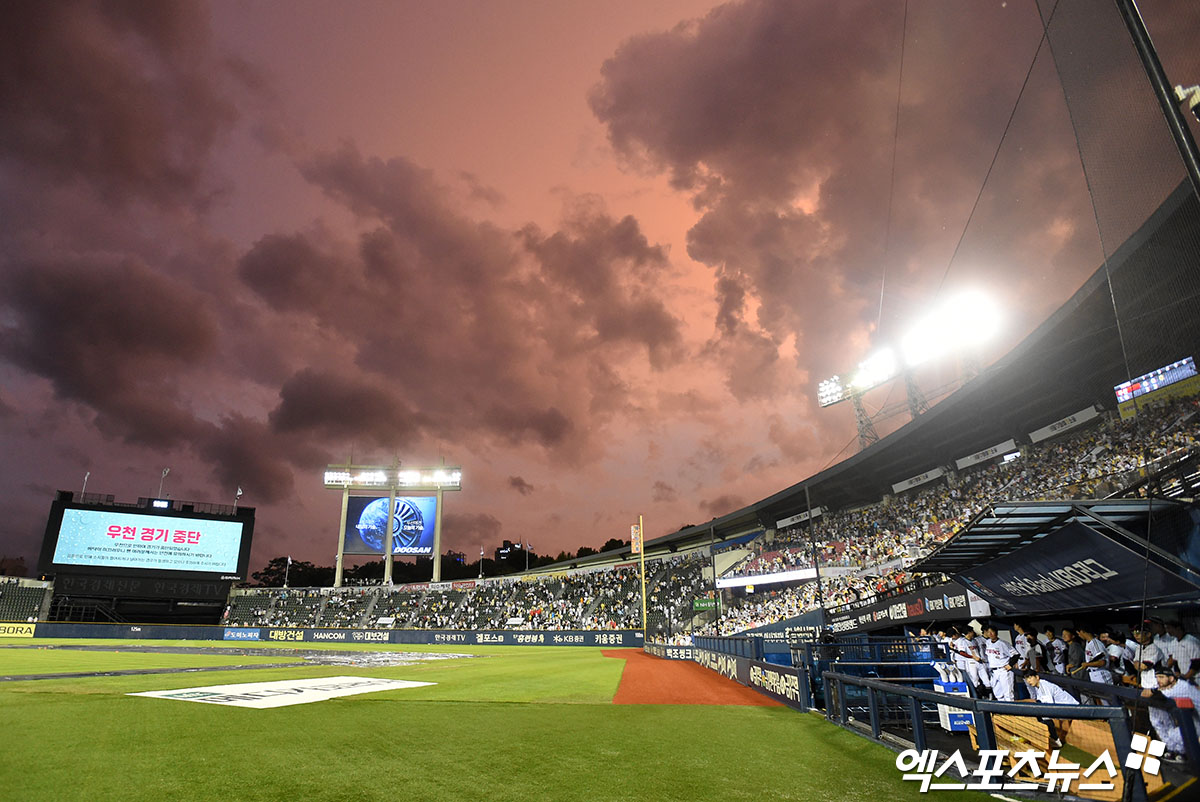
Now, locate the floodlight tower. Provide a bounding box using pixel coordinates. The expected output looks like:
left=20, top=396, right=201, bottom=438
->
left=816, top=290, right=1000, bottom=452
left=903, top=369, right=929, bottom=418
left=323, top=461, right=462, bottom=586
left=850, top=392, right=880, bottom=450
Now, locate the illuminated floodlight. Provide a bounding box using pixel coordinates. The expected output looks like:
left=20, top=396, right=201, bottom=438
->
left=901, top=289, right=1001, bottom=368
left=326, top=465, right=462, bottom=490
left=851, top=348, right=898, bottom=390
left=901, top=315, right=949, bottom=368
left=817, top=375, right=846, bottom=407
left=951, top=290, right=1001, bottom=347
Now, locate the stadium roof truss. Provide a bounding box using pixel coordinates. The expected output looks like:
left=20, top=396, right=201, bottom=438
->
left=912, top=498, right=1183, bottom=576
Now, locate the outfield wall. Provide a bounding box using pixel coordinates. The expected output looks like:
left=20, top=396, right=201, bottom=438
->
left=689, top=645, right=808, bottom=711
left=643, top=643, right=693, bottom=660
left=25, top=622, right=642, bottom=647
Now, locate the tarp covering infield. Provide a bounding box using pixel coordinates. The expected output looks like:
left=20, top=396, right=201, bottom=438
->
left=130, top=676, right=434, bottom=708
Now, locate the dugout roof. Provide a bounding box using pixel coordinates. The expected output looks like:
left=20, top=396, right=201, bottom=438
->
left=909, top=498, right=1181, bottom=575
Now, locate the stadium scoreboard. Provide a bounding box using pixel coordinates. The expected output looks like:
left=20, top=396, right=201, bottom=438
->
left=1114, top=356, right=1197, bottom=404
left=38, top=491, right=255, bottom=582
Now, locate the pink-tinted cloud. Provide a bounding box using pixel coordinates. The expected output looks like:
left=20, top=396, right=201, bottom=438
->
left=0, top=1, right=238, bottom=205
left=508, top=476, right=535, bottom=496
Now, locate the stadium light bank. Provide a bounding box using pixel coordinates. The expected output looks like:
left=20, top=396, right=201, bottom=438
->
left=323, top=463, right=462, bottom=586
left=817, top=291, right=1002, bottom=450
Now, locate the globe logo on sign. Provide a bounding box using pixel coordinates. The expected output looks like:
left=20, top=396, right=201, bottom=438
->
left=355, top=498, right=425, bottom=553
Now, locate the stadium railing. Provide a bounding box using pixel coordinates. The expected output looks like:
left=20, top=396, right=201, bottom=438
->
left=691, top=634, right=763, bottom=661
left=823, top=670, right=1152, bottom=802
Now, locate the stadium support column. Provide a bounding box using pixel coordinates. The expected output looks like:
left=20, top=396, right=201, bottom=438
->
left=432, top=487, right=444, bottom=582
left=383, top=485, right=397, bottom=585
left=334, top=487, right=349, bottom=588
left=1115, top=0, right=1200, bottom=200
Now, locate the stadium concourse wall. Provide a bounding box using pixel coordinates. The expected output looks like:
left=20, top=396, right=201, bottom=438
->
left=15, top=621, right=642, bottom=647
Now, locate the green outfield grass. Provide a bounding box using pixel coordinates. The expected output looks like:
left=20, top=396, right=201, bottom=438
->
left=0, top=639, right=991, bottom=802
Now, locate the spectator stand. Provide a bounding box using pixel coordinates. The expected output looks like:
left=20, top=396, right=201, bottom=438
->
left=0, top=578, right=52, bottom=623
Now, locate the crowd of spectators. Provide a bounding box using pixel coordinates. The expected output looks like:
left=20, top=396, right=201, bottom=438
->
left=704, top=401, right=1200, bottom=633
left=227, top=562, right=672, bottom=631
left=222, top=400, right=1198, bottom=637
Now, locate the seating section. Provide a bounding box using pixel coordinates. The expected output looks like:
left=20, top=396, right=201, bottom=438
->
left=0, top=582, right=47, bottom=622
left=221, top=399, right=1198, bottom=637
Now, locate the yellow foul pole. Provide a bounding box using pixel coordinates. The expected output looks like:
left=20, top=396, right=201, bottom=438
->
left=637, top=514, right=647, bottom=640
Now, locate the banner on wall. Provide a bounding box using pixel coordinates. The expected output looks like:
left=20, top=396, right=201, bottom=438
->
left=825, top=582, right=975, bottom=634
left=959, top=520, right=1200, bottom=613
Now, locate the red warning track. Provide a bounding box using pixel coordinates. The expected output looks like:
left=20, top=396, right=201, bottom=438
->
left=602, top=649, right=782, bottom=706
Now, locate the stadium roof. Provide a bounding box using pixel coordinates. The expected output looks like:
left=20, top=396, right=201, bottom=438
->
left=702, top=180, right=1200, bottom=537
left=538, top=181, right=1200, bottom=571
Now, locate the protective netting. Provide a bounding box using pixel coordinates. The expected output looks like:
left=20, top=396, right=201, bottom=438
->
left=1038, top=0, right=1200, bottom=384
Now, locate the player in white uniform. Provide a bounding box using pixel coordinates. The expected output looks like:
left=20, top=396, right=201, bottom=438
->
left=1042, top=626, right=1067, bottom=674
left=1024, top=669, right=1079, bottom=746
left=982, top=624, right=1018, bottom=701
left=951, top=626, right=988, bottom=694
left=1013, top=623, right=1032, bottom=670
left=1144, top=664, right=1200, bottom=758
left=1129, top=624, right=1169, bottom=689
left=1025, top=671, right=1079, bottom=705
left=1099, top=626, right=1133, bottom=676
left=1166, top=621, right=1200, bottom=680
left=1076, top=624, right=1114, bottom=704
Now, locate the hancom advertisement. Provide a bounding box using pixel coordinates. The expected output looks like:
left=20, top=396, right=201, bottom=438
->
left=342, top=496, right=437, bottom=556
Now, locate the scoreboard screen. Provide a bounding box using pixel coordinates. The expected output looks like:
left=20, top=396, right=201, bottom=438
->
left=342, top=495, right=438, bottom=556
left=1114, top=356, right=1197, bottom=404
left=39, top=495, right=254, bottom=581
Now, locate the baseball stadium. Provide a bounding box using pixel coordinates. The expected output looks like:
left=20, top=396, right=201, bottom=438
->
left=4, top=2, right=1200, bottom=801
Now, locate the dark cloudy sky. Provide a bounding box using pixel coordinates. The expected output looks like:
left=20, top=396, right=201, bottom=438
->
left=2, top=0, right=1198, bottom=571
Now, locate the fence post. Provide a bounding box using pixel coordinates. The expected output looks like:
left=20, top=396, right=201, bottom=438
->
left=837, top=677, right=848, bottom=725
left=868, top=687, right=882, bottom=740
left=1108, top=714, right=1148, bottom=802
left=909, top=694, right=926, bottom=752
left=797, top=663, right=813, bottom=711
left=973, top=705, right=996, bottom=751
